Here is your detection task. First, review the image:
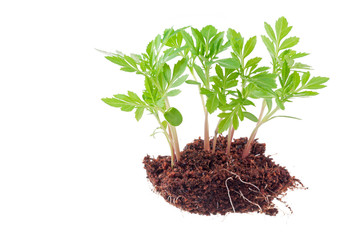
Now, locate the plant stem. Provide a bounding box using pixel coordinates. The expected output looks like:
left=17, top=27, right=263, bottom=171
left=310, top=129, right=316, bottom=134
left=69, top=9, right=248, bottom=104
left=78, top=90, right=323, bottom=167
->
left=226, top=125, right=234, bottom=155
left=154, top=112, right=175, bottom=167
left=190, top=67, right=210, bottom=151
left=165, top=98, right=181, bottom=162
left=242, top=100, right=267, bottom=159
left=212, top=119, right=221, bottom=154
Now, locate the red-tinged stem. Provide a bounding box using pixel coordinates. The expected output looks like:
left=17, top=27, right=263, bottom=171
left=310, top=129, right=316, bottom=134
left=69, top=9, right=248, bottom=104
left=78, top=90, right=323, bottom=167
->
left=204, top=110, right=210, bottom=151
left=242, top=100, right=266, bottom=159
left=212, top=119, right=221, bottom=154
left=226, top=125, right=234, bottom=155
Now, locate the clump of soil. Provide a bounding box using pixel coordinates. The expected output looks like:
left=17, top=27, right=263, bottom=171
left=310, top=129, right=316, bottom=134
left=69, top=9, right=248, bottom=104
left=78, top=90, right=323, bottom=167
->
left=143, top=136, right=303, bottom=216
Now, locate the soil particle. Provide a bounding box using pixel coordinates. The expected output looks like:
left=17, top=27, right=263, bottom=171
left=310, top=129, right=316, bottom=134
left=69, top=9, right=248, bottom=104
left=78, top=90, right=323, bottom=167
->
left=143, top=136, right=302, bottom=216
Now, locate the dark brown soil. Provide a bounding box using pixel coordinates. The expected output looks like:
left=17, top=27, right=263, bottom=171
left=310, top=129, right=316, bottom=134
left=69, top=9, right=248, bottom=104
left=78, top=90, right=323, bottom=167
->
left=143, top=136, right=303, bottom=216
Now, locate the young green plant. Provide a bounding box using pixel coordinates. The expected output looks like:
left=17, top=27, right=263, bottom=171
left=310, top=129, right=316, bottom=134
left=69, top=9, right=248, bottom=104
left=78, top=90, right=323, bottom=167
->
left=242, top=17, right=329, bottom=159
left=101, top=28, right=189, bottom=166
left=181, top=25, right=230, bottom=151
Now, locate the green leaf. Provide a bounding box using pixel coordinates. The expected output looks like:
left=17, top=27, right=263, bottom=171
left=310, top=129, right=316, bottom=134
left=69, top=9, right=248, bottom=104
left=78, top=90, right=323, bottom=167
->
left=162, top=64, right=171, bottom=82
left=245, top=57, right=262, bottom=69
left=244, top=112, right=258, bottom=122
left=172, top=58, right=187, bottom=80
left=275, top=17, right=292, bottom=41
left=292, top=62, right=312, bottom=70
left=251, top=72, right=277, bottom=90
left=279, top=37, right=299, bottom=50
left=135, top=107, right=145, bottom=121
left=206, top=94, right=219, bottom=114
left=265, top=99, right=272, bottom=112
left=304, top=76, right=329, bottom=89
left=201, top=25, right=217, bottom=42
left=166, top=89, right=181, bottom=97
left=261, top=35, right=275, bottom=56
left=294, top=91, right=319, bottom=97
left=227, top=28, right=244, bottom=55
left=275, top=98, right=285, bottom=110
left=191, top=27, right=205, bottom=47
left=215, top=64, right=223, bottom=78
left=281, top=61, right=290, bottom=87
left=243, top=36, right=257, bottom=58
left=217, top=58, right=240, bottom=69
left=164, top=107, right=183, bottom=126
left=200, top=87, right=213, bottom=96
left=264, top=22, right=276, bottom=42
left=102, top=97, right=124, bottom=108
left=301, top=71, right=311, bottom=86
left=232, top=114, right=239, bottom=130
left=181, top=30, right=196, bottom=53
left=218, top=115, right=232, bottom=133
left=185, top=80, right=201, bottom=85
left=171, top=75, right=188, bottom=88
left=193, top=64, right=207, bottom=85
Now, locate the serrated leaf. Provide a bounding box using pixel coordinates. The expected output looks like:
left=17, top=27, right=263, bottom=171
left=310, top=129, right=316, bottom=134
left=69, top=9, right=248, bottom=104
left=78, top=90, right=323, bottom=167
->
left=201, top=25, right=217, bottom=42
left=181, top=30, right=196, bottom=53
left=102, top=98, right=124, bottom=108
left=217, top=58, right=240, bottom=69
left=244, top=112, right=258, bottom=122
left=275, top=98, right=285, bottom=110
left=164, top=107, right=183, bottom=126
left=265, top=99, right=272, bottom=112
left=162, top=64, right=171, bottom=82
left=227, top=28, right=244, bottom=55
left=218, top=116, right=232, bottom=133
left=135, top=107, right=145, bottom=121
left=275, top=17, right=292, bottom=41
left=171, top=75, right=188, bottom=88
left=206, top=94, right=219, bottom=114
left=281, top=61, right=290, bottom=87
left=261, top=35, right=275, bottom=56
left=294, top=91, right=319, bottom=97
left=304, top=76, right=329, bottom=89
left=172, top=58, right=187, bottom=80
left=293, top=62, right=312, bottom=70
left=193, top=64, right=207, bottom=85
left=279, top=37, right=299, bottom=50
left=166, top=89, right=181, bottom=97
left=243, top=36, right=257, bottom=58
left=185, top=80, right=201, bottom=85
left=264, top=22, right=276, bottom=42
left=245, top=57, right=262, bottom=69
left=301, top=71, right=311, bottom=85
left=293, top=52, right=309, bottom=59
left=200, top=87, right=213, bottom=96
left=215, top=64, right=223, bottom=78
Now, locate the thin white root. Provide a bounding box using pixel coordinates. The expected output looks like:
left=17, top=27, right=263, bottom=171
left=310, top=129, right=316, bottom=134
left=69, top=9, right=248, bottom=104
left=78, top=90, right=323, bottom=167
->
left=222, top=169, right=260, bottom=192
left=225, top=177, right=236, bottom=213
left=238, top=190, right=263, bottom=212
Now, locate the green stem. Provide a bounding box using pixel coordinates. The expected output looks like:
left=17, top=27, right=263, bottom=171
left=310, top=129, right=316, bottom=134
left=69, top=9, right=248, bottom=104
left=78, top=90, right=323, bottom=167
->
left=190, top=67, right=210, bottom=151
left=165, top=98, right=181, bottom=162
left=154, top=112, right=175, bottom=167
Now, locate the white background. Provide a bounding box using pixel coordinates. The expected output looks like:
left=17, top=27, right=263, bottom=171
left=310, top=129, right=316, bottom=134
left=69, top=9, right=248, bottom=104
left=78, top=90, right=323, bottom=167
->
left=1, top=0, right=360, bottom=239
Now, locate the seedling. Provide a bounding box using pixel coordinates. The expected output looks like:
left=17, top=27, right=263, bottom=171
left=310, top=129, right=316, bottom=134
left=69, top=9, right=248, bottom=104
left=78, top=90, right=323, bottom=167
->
left=101, top=17, right=328, bottom=216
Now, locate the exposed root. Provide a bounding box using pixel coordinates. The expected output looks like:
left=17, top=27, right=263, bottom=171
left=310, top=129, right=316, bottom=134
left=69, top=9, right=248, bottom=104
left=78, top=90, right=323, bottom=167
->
left=225, top=177, right=236, bottom=213
left=237, top=190, right=263, bottom=212
left=222, top=169, right=260, bottom=192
